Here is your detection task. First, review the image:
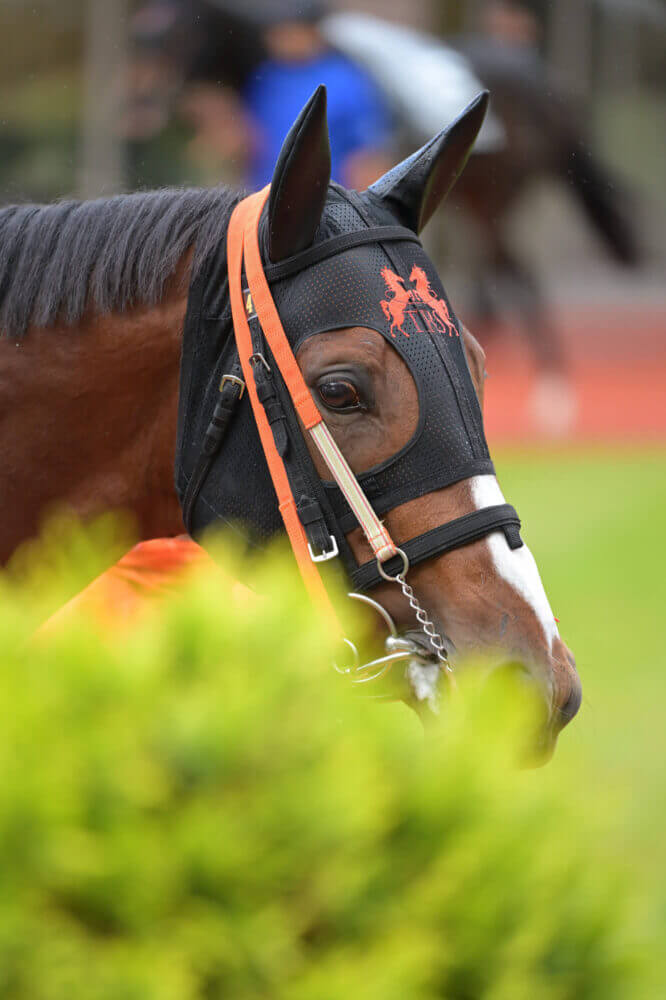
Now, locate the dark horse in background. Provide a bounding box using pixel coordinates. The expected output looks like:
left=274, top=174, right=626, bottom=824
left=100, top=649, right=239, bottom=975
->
left=125, top=0, right=638, bottom=378
left=0, top=89, right=580, bottom=758
left=453, top=29, right=638, bottom=371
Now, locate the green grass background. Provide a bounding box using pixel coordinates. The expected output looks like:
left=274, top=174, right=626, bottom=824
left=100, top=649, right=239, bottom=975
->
left=498, top=447, right=666, bottom=875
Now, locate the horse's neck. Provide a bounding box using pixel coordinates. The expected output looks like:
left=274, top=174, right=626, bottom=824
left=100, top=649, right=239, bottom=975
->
left=0, top=271, right=192, bottom=565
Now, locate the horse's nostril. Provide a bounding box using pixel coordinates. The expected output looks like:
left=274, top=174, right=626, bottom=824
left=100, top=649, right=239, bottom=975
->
left=557, top=677, right=583, bottom=725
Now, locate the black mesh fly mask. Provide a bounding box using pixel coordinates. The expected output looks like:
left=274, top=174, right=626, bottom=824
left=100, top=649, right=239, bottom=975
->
left=175, top=182, right=522, bottom=592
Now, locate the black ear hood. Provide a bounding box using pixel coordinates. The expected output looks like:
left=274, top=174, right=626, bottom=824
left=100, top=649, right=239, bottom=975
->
left=267, top=84, right=331, bottom=262
left=175, top=92, right=495, bottom=568
left=369, top=91, right=489, bottom=233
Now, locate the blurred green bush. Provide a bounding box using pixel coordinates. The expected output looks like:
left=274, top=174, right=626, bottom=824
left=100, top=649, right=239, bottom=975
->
left=0, top=521, right=659, bottom=999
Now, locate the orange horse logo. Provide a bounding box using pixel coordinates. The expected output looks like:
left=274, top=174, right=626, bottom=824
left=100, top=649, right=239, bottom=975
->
left=380, top=267, right=414, bottom=338
left=380, top=265, right=459, bottom=339
left=409, top=266, right=459, bottom=337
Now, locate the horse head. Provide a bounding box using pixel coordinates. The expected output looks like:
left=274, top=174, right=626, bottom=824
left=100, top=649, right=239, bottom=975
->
left=177, top=87, right=580, bottom=759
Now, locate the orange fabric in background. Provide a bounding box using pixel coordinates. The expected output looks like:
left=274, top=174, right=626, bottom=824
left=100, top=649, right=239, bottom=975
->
left=38, top=537, right=215, bottom=634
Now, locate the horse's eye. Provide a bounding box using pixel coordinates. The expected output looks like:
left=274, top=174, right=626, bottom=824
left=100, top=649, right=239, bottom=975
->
left=317, top=378, right=362, bottom=412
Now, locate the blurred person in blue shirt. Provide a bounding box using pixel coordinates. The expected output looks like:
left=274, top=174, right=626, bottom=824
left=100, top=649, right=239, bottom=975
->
left=125, top=1, right=394, bottom=189
left=240, top=2, right=393, bottom=190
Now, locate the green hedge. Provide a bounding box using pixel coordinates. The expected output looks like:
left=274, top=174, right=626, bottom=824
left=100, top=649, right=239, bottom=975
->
left=0, top=522, right=658, bottom=999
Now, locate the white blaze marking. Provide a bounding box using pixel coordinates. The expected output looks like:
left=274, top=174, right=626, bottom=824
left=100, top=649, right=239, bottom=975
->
left=470, top=476, right=559, bottom=650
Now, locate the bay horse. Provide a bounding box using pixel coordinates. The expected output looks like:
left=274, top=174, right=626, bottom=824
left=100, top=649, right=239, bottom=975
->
left=0, top=89, right=580, bottom=757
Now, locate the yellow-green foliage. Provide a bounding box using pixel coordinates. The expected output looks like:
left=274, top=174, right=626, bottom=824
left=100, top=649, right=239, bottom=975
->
left=0, top=516, right=660, bottom=1000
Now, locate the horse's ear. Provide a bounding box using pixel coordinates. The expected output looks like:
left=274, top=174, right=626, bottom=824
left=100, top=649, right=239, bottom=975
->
left=268, top=85, right=331, bottom=262
left=368, top=92, right=489, bottom=234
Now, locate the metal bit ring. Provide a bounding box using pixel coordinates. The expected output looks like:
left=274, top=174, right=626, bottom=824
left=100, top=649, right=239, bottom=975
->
left=376, top=547, right=409, bottom=582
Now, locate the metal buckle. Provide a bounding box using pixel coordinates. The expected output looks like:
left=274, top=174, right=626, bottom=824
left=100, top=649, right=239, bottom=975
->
left=219, top=374, right=245, bottom=399
left=250, top=353, right=271, bottom=374
left=308, top=534, right=339, bottom=563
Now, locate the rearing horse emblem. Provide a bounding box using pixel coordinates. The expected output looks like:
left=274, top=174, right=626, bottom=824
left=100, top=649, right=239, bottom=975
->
left=380, top=265, right=459, bottom=339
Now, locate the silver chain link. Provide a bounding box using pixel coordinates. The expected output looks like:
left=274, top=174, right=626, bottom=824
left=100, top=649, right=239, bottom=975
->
left=394, top=572, right=453, bottom=672
left=375, top=546, right=452, bottom=673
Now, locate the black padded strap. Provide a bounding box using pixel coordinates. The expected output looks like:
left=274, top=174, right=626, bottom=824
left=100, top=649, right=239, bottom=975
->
left=253, top=362, right=290, bottom=457
left=181, top=358, right=245, bottom=534
left=263, top=226, right=419, bottom=283
left=297, top=496, right=333, bottom=558
left=351, top=504, right=523, bottom=592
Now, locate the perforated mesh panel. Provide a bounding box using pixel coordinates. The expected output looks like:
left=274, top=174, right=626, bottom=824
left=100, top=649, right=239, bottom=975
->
left=318, top=190, right=367, bottom=236
left=269, top=233, right=491, bottom=518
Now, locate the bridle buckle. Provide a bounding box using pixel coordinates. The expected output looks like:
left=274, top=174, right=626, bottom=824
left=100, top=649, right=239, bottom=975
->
left=219, top=374, right=245, bottom=399
left=308, top=534, right=339, bottom=563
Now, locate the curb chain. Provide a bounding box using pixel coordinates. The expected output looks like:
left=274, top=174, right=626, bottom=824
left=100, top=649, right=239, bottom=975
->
left=394, top=573, right=453, bottom=672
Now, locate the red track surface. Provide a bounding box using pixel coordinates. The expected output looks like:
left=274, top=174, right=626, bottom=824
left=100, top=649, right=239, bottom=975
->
left=479, top=304, right=666, bottom=443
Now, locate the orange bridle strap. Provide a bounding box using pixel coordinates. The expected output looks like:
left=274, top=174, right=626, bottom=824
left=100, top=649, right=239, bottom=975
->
left=227, top=188, right=401, bottom=621
left=228, top=190, right=336, bottom=620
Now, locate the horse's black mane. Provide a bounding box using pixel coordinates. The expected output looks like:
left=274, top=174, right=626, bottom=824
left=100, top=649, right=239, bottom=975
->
left=0, top=186, right=240, bottom=338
